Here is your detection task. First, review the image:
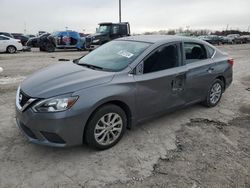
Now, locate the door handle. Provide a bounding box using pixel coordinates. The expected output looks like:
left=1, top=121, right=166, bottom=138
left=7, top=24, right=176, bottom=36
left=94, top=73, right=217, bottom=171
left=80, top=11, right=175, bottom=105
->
left=171, top=79, right=184, bottom=92
left=207, top=67, right=214, bottom=71
left=207, top=67, right=214, bottom=73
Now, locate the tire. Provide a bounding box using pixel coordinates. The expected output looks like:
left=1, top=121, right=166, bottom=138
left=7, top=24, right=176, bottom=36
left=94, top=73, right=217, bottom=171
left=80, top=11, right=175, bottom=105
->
left=203, top=79, right=224, bottom=107
left=45, top=43, right=55, bottom=52
left=39, top=47, right=45, bottom=51
left=6, top=45, right=16, bottom=53
left=85, top=104, right=127, bottom=150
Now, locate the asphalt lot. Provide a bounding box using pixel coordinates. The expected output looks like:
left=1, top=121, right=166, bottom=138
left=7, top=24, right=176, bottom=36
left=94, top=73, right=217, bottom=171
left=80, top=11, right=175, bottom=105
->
left=0, top=45, right=250, bottom=188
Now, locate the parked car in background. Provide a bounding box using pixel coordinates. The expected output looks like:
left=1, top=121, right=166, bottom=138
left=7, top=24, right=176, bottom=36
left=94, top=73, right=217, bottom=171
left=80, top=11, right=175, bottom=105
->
left=219, top=36, right=233, bottom=44
left=0, top=35, right=23, bottom=53
left=38, top=31, right=47, bottom=36
left=26, top=34, right=36, bottom=38
left=11, top=33, right=29, bottom=46
left=85, top=22, right=130, bottom=50
left=240, top=35, right=250, bottom=43
left=26, top=31, right=85, bottom=52
left=227, top=34, right=244, bottom=44
left=26, top=33, right=50, bottom=48
left=0, top=32, right=14, bottom=38
left=16, top=35, right=233, bottom=149
left=198, top=35, right=223, bottom=45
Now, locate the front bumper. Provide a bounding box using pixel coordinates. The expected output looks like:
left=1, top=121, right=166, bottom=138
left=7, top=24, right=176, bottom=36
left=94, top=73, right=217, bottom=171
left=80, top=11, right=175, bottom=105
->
left=15, top=106, right=87, bottom=147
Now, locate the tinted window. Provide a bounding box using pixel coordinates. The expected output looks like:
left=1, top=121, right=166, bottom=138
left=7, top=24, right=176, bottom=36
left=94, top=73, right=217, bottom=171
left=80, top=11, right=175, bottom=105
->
left=0, top=36, right=8, bottom=40
left=143, top=44, right=179, bottom=74
left=112, top=25, right=119, bottom=34
left=120, top=25, right=128, bottom=35
left=0, top=32, right=13, bottom=38
left=79, top=40, right=150, bottom=71
left=97, top=25, right=111, bottom=33
left=184, top=43, right=207, bottom=64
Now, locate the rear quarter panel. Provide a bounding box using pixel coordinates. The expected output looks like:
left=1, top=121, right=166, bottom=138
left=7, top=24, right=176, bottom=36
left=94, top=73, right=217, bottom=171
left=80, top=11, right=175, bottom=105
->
left=212, top=50, right=233, bottom=89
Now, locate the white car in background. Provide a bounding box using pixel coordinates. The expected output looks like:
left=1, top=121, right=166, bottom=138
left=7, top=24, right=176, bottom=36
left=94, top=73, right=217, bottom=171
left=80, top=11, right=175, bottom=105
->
left=0, top=35, right=23, bottom=53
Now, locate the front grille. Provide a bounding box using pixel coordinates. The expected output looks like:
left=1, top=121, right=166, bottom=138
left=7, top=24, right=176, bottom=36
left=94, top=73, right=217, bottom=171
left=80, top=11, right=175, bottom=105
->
left=85, top=37, right=92, bottom=48
left=85, top=37, right=92, bottom=43
left=19, top=90, right=31, bottom=107
left=20, top=123, right=37, bottom=139
left=41, top=131, right=65, bottom=144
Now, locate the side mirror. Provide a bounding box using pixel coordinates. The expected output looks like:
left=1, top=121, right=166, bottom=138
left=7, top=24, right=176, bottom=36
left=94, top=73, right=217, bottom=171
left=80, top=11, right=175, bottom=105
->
left=72, top=58, right=80, bottom=63
left=135, top=62, right=144, bottom=75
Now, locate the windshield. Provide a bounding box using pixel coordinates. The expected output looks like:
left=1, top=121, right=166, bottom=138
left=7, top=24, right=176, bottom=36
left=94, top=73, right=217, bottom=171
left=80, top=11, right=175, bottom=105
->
left=97, top=25, right=111, bottom=33
left=78, top=40, right=151, bottom=71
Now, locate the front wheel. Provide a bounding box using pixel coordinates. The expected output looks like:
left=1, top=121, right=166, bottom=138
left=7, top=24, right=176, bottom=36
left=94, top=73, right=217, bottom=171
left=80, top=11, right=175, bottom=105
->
left=85, top=105, right=127, bottom=150
left=45, top=43, right=55, bottom=52
left=203, top=79, right=224, bottom=107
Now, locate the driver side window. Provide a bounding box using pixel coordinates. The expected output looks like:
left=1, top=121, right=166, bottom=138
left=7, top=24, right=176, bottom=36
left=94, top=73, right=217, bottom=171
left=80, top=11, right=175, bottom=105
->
left=143, top=44, right=180, bottom=74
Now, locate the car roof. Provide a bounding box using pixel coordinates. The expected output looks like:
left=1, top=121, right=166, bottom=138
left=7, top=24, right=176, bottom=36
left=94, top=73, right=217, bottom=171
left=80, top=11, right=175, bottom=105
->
left=117, top=35, right=203, bottom=44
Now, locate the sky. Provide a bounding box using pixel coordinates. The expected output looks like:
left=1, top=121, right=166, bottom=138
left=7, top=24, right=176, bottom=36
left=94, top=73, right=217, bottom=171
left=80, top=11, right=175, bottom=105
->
left=0, top=0, right=250, bottom=34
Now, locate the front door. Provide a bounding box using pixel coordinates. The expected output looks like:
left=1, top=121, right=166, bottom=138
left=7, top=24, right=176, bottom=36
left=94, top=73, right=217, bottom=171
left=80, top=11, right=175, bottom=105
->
left=134, top=43, right=186, bottom=119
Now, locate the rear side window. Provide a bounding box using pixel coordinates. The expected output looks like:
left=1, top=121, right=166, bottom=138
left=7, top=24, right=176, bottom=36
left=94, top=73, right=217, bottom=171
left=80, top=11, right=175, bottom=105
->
left=206, top=46, right=215, bottom=58
left=0, top=36, right=8, bottom=40
left=184, top=43, right=207, bottom=64
left=143, top=44, right=180, bottom=74
left=112, top=25, right=119, bottom=34
left=120, top=25, right=128, bottom=35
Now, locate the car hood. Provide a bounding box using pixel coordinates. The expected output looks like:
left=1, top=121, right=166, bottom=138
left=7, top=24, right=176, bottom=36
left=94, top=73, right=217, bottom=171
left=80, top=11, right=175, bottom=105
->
left=88, top=33, right=107, bottom=39
left=26, top=37, right=38, bottom=46
left=21, top=62, right=115, bottom=98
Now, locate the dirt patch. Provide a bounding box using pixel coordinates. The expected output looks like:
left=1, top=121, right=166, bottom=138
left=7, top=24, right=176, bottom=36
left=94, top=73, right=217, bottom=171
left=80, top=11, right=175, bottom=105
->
left=0, top=76, right=25, bottom=85
left=241, top=75, right=250, bottom=87
left=240, top=105, right=250, bottom=115
left=110, top=116, right=250, bottom=188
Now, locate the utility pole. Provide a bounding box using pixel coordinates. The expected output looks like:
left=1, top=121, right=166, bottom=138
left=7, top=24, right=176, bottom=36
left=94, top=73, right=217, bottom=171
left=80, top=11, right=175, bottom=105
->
left=24, top=22, right=27, bottom=34
left=119, top=0, right=121, bottom=23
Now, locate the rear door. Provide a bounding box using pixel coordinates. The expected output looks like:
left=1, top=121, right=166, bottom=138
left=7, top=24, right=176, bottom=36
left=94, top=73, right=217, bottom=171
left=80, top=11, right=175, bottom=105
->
left=134, top=42, right=187, bottom=119
left=183, top=42, right=216, bottom=103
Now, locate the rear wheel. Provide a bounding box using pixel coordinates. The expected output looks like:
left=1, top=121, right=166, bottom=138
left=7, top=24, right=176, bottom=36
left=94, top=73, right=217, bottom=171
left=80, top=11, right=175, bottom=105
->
left=85, top=105, right=127, bottom=150
left=7, top=46, right=16, bottom=53
left=39, top=47, right=45, bottom=51
left=203, top=79, right=224, bottom=107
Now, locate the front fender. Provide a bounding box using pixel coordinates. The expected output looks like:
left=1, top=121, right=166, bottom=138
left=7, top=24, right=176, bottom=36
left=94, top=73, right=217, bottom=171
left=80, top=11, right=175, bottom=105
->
left=72, top=82, right=137, bottom=128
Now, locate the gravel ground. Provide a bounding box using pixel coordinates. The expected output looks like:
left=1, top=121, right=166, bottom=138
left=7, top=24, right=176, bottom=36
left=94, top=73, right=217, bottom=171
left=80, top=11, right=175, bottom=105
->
left=0, top=45, right=249, bottom=188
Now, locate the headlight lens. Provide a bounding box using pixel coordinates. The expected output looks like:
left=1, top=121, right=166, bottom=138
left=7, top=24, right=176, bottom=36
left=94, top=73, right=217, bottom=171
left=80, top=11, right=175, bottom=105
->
left=32, top=96, right=78, bottom=113
left=92, top=39, right=100, bottom=43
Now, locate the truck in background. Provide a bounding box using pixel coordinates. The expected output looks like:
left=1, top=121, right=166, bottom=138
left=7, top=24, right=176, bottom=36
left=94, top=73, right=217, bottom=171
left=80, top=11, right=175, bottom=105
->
left=85, top=22, right=130, bottom=50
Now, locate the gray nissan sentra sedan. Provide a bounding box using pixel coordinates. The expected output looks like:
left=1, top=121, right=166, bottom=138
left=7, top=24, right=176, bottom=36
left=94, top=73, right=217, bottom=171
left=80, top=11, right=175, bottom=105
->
left=16, top=35, right=233, bottom=149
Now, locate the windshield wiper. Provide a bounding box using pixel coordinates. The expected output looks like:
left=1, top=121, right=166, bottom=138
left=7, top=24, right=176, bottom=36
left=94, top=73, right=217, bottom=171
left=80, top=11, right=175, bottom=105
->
left=78, top=63, right=104, bottom=70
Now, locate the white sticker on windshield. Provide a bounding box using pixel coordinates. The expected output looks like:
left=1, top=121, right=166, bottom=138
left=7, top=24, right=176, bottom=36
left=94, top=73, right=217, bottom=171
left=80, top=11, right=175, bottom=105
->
left=117, top=50, right=134, bottom=58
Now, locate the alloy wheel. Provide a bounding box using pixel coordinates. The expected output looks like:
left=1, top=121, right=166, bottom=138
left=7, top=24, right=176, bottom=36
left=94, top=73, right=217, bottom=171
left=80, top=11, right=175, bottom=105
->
left=209, top=83, right=222, bottom=105
left=8, top=46, right=16, bottom=53
left=94, top=113, right=123, bottom=146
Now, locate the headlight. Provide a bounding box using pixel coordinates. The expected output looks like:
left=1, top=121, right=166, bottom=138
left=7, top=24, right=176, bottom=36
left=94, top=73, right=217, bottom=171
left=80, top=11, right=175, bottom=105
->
left=32, top=95, right=78, bottom=113
left=92, top=39, right=100, bottom=43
